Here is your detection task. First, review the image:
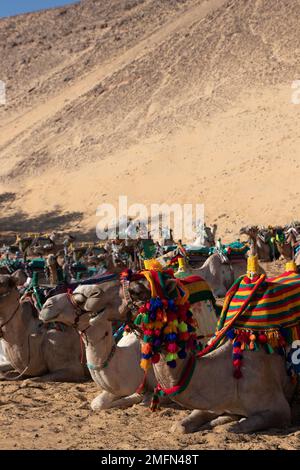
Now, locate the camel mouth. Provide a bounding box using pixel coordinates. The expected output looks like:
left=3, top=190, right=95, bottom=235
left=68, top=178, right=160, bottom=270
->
left=89, top=308, right=106, bottom=324
left=39, top=306, right=58, bottom=323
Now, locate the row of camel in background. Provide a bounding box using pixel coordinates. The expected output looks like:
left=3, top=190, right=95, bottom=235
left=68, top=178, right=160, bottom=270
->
left=241, top=224, right=300, bottom=264
left=1, top=222, right=300, bottom=289
left=4, top=221, right=300, bottom=260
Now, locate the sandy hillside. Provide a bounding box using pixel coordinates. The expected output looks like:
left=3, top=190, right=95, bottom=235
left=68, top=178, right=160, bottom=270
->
left=0, top=0, right=300, bottom=240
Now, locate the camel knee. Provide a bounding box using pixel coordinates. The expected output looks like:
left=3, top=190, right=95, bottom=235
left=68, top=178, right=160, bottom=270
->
left=91, top=392, right=112, bottom=411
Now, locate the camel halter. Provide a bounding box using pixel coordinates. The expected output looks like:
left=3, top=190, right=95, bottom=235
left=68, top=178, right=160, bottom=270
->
left=87, top=344, right=117, bottom=371
left=121, top=278, right=140, bottom=315
left=66, top=292, right=86, bottom=327
left=120, top=277, right=144, bottom=336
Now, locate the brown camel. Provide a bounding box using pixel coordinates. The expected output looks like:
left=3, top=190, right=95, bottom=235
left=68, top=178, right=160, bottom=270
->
left=0, top=273, right=88, bottom=382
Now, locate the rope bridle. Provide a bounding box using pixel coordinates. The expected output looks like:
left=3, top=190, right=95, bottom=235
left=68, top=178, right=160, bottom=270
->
left=66, top=291, right=86, bottom=328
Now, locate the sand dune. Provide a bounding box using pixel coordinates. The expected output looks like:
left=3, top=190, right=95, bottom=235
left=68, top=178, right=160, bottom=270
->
left=0, top=0, right=300, bottom=239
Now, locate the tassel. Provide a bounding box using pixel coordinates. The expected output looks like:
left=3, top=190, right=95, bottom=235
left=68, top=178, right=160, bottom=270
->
left=249, top=333, right=256, bottom=350
left=140, top=359, right=151, bottom=371
left=150, top=391, right=160, bottom=411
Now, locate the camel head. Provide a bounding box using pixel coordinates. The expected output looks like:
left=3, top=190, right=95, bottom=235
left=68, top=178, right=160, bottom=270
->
left=40, top=292, right=77, bottom=327
left=40, top=281, right=122, bottom=329
left=239, top=225, right=259, bottom=240
left=118, top=275, right=178, bottom=323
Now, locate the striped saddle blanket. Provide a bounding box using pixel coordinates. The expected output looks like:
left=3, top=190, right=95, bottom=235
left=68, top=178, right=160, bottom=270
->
left=217, top=271, right=300, bottom=342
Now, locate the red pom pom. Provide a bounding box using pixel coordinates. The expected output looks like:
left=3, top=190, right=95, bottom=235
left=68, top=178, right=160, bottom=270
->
left=154, top=329, right=161, bottom=336
left=179, top=332, right=189, bottom=341
left=258, top=334, right=267, bottom=344
left=278, top=336, right=286, bottom=346
left=151, top=354, right=160, bottom=364
left=233, top=369, right=242, bottom=379
left=166, top=343, right=178, bottom=353
left=167, top=312, right=177, bottom=322
left=233, top=359, right=242, bottom=368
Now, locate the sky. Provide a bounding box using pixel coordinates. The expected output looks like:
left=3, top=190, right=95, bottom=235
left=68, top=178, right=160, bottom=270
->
left=0, top=1, right=79, bottom=18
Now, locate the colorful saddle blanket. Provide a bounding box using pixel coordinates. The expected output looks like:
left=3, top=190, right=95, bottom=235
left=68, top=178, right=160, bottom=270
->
left=176, top=273, right=215, bottom=304
left=217, top=271, right=300, bottom=343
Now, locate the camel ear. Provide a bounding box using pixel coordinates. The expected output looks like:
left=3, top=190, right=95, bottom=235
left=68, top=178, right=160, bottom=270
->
left=72, top=292, right=86, bottom=305
left=11, top=270, right=27, bottom=286
left=82, top=286, right=105, bottom=312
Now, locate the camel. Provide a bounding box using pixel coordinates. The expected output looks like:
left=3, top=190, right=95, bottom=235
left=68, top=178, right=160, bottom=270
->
left=117, top=269, right=296, bottom=433
left=203, top=224, right=217, bottom=248
left=0, top=273, right=88, bottom=381
left=286, top=227, right=300, bottom=267
left=39, top=281, right=157, bottom=410
left=273, top=226, right=293, bottom=261
left=157, top=248, right=246, bottom=297
left=240, top=225, right=273, bottom=262
left=183, top=252, right=247, bottom=297
left=39, top=277, right=219, bottom=410
left=16, top=232, right=74, bottom=260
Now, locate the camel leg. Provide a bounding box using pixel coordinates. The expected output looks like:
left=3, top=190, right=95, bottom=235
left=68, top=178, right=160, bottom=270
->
left=140, top=392, right=171, bottom=407
left=172, top=410, right=221, bottom=434
left=91, top=391, right=143, bottom=411
left=0, top=362, right=14, bottom=372
left=229, top=406, right=291, bottom=433
left=208, top=415, right=240, bottom=428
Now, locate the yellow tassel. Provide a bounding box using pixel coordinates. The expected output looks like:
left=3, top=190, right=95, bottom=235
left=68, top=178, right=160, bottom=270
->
left=140, top=359, right=151, bottom=371
left=266, top=331, right=279, bottom=348
left=285, top=261, right=297, bottom=273
left=143, top=259, right=163, bottom=271
left=247, top=255, right=259, bottom=278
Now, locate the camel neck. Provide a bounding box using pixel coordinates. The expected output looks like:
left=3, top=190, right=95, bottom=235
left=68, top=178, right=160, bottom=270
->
left=84, top=322, right=115, bottom=369
left=152, top=342, right=236, bottom=410
left=83, top=323, right=134, bottom=395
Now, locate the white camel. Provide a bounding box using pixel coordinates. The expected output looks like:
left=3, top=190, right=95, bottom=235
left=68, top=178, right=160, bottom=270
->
left=40, top=280, right=218, bottom=410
